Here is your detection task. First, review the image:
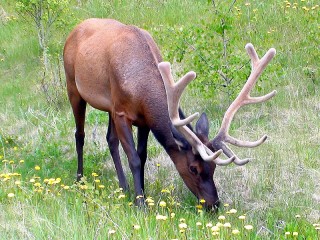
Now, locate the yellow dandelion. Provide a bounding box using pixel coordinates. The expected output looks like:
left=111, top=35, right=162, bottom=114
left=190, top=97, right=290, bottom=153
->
left=315, top=227, right=320, bottom=231
left=156, top=163, right=160, bottom=167
left=171, top=213, right=175, bottom=219
left=136, top=195, right=143, bottom=199
left=223, top=203, right=229, bottom=207
left=302, top=6, right=309, bottom=11
left=34, top=165, right=40, bottom=171
left=98, top=184, right=105, bottom=189
left=29, top=178, right=35, bottom=183
left=34, top=182, right=41, bottom=187
left=285, top=231, right=291, bottom=235
left=108, top=229, right=116, bottom=234
left=2, top=160, right=8, bottom=163
left=133, top=225, right=140, bottom=230
left=94, top=179, right=100, bottom=183
left=232, top=229, right=240, bottom=235
left=295, top=214, right=301, bottom=218
left=244, top=225, right=254, bottom=230
left=218, top=215, right=226, bottom=221
left=148, top=202, right=155, bottom=206
left=44, top=179, right=49, bottom=183
left=239, top=215, right=246, bottom=220
left=159, top=201, right=167, bottom=207
left=212, top=231, right=219, bottom=236
left=8, top=193, right=15, bottom=198
left=179, top=218, right=185, bottom=222
left=146, top=197, right=154, bottom=203
left=293, top=232, right=298, bottom=236
left=229, top=209, right=237, bottom=214
left=196, top=204, right=203, bottom=210
left=199, top=199, right=206, bottom=204
left=245, top=3, right=251, bottom=6
left=161, top=189, right=170, bottom=193
left=216, top=222, right=223, bottom=227
left=80, top=185, right=88, bottom=190
left=63, top=185, right=70, bottom=190
left=13, top=146, right=18, bottom=151
left=92, top=172, right=98, bottom=177
left=9, top=160, right=15, bottom=164
left=19, top=160, right=24, bottom=163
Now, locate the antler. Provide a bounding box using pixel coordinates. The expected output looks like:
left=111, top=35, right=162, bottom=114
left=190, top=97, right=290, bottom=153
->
left=211, top=43, right=277, bottom=166
left=158, top=62, right=235, bottom=166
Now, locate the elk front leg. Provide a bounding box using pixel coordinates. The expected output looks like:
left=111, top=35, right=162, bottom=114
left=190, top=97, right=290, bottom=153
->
left=106, top=113, right=129, bottom=191
left=113, top=113, right=144, bottom=206
left=137, top=126, right=150, bottom=192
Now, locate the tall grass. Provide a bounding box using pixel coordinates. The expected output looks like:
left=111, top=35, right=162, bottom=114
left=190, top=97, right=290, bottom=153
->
left=0, top=0, right=319, bottom=239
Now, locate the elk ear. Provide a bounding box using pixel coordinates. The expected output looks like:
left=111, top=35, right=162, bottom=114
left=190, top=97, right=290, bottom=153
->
left=195, top=112, right=209, bottom=137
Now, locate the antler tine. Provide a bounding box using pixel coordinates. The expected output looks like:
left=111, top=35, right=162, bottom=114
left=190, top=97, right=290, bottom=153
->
left=158, top=62, right=226, bottom=163
left=212, top=43, right=277, bottom=166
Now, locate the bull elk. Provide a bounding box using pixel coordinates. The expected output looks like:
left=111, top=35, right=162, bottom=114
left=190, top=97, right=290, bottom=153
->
left=63, top=18, right=276, bottom=209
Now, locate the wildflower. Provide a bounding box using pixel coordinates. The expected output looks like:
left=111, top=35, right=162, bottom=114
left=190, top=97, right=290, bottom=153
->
left=156, top=215, right=168, bottom=221
left=146, top=197, right=154, bottom=203
left=29, top=178, right=35, bottom=183
left=239, top=215, right=246, bottom=220
left=218, top=215, right=226, bottom=221
left=206, top=223, right=213, bottom=228
left=315, top=227, right=320, bottom=231
left=285, top=232, right=291, bottom=235
left=212, top=231, right=219, bottom=236
left=8, top=193, right=15, bottom=198
left=161, top=189, right=170, bottom=193
left=196, top=204, right=203, bottom=210
left=2, top=160, right=8, bottom=163
left=244, top=225, right=254, bottom=230
left=229, top=209, right=237, bottom=214
left=156, top=163, right=160, bottom=167
left=133, top=225, right=140, bottom=230
left=34, top=182, right=41, bottom=187
left=179, top=218, right=185, bottom=222
left=34, top=165, right=40, bottom=171
left=118, top=194, right=125, bottom=199
left=15, top=180, right=21, bottom=185
left=19, top=160, right=24, bottom=163
left=232, top=229, right=240, bottom=235
left=216, top=222, right=223, bottom=227
left=92, top=172, right=98, bottom=177
left=80, top=185, right=88, bottom=190
left=159, top=201, right=166, bottom=207
left=108, top=229, right=116, bottom=234
left=199, top=199, right=206, bottom=204
left=94, top=179, right=100, bottom=183
left=171, top=213, right=175, bottom=219
left=44, top=179, right=49, bottom=183
left=211, top=226, right=219, bottom=232
left=245, top=3, right=251, bottom=6
left=55, top=178, right=61, bottom=184
left=223, top=222, right=231, bottom=228
left=178, top=223, right=188, bottom=229
left=293, top=232, right=298, bottom=236
left=313, top=224, right=320, bottom=227
left=295, top=214, right=301, bottom=218
left=302, top=6, right=309, bottom=11
left=98, top=185, right=105, bottom=189
left=136, top=195, right=143, bottom=199
left=9, top=160, right=14, bottom=164
left=128, top=202, right=133, bottom=206
left=196, top=222, right=202, bottom=227
left=13, top=146, right=18, bottom=151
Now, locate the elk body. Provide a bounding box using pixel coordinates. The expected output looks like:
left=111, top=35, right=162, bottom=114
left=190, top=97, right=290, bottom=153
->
left=63, top=18, right=276, bottom=209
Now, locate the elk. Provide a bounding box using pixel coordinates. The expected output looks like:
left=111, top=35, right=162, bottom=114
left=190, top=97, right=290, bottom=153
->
left=63, top=18, right=276, bottom=209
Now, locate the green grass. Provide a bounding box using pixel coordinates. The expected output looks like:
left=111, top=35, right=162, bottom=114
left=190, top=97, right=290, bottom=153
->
left=1, top=0, right=320, bottom=239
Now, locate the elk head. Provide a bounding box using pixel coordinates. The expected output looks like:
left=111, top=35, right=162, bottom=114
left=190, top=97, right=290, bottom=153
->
left=158, top=43, right=277, bottom=209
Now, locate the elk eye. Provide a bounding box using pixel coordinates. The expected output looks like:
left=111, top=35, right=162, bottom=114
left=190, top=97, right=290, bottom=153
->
left=189, top=165, right=199, bottom=176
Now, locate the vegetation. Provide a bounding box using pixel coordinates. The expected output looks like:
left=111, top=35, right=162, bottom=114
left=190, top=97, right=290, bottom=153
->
left=0, top=0, right=319, bottom=239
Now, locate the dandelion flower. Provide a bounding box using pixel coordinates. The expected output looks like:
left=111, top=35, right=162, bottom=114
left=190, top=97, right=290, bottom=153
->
left=244, top=225, right=254, bottom=230
left=118, top=194, right=125, bottom=199
left=34, top=182, right=41, bottom=187
left=19, top=160, right=24, bottom=163
left=156, top=163, right=160, bottom=167
left=293, top=232, right=298, bottom=236
left=159, top=201, right=167, bottom=207
left=285, top=231, right=291, bottom=235
left=92, top=172, right=98, bottom=177
left=171, top=213, right=175, bottom=219
left=98, top=185, right=105, bottom=189
left=94, top=179, right=100, bottom=183
left=218, top=215, right=226, bottom=221
left=34, top=165, right=40, bottom=171
left=15, top=180, right=21, bottom=185
left=239, top=215, right=246, bottom=220
left=206, top=223, right=213, bottom=228
left=29, top=178, right=35, bottom=183
left=223, top=203, right=229, bottom=207
left=161, top=189, right=170, bottom=193
left=245, top=2, right=251, bottom=6
left=232, top=229, right=240, bottom=235
left=108, top=229, right=116, bottom=234
left=295, top=214, right=301, bottom=218
left=9, top=160, right=15, bottom=164
left=216, top=222, right=223, bottom=227
left=63, top=185, right=70, bottom=190
left=8, top=193, right=15, bottom=198
left=199, top=199, right=206, bottom=204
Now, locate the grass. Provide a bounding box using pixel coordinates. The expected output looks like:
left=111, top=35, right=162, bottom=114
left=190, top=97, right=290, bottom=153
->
left=0, top=0, right=320, bottom=239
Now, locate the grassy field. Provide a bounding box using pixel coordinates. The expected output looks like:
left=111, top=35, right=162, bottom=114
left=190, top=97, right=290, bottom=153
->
left=0, top=0, right=319, bottom=239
